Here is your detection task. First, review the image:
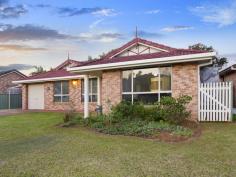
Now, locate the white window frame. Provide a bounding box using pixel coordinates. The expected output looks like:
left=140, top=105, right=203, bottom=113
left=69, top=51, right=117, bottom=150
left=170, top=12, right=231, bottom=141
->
left=54, top=81, right=69, bottom=103
left=122, top=67, right=172, bottom=103
left=81, top=78, right=98, bottom=102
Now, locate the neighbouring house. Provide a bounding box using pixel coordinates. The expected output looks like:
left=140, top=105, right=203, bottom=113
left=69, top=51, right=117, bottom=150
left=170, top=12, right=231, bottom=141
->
left=14, top=38, right=216, bottom=121
left=0, top=69, right=27, bottom=94
left=219, top=64, right=236, bottom=109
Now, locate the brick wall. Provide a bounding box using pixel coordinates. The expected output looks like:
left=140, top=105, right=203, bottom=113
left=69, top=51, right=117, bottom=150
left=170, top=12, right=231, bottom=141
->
left=101, top=70, right=122, bottom=113
left=172, top=63, right=199, bottom=121
left=221, top=72, right=236, bottom=108
left=22, top=80, right=97, bottom=113
left=0, top=72, right=25, bottom=93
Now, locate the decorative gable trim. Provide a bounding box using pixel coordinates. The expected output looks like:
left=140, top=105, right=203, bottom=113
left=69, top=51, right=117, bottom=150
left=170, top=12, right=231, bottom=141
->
left=103, top=38, right=173, bottom=59
left=110, top=42, right=169, bottom=58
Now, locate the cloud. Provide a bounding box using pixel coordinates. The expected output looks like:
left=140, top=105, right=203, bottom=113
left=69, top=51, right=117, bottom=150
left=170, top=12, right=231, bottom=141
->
left=57, top=7, right=117, bottom=17
left=145, top=9, right=160, bottom=14
left=89, top=19, right=104, bottom=29
left=78, top=32, right=122, bottom=42
left=0, top=24, right=75, bottom=42
left=161, top=26, right=194, bottom=32
left=137, top=30, right=163, bottom=38
left=34, top=4, right=51, bottom=8
left=190, top=2, right=236, bottom=27
left=0, top=44, right=47, bottom=51
left=0, top=63, right=34, bottom=71
left=0, top=1, right=27, bottom=19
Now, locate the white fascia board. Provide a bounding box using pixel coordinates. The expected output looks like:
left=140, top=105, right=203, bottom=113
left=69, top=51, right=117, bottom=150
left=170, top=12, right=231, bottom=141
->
left=13, top=75, right=86, bottom=84
left=68, top=52, right=216, bottom=73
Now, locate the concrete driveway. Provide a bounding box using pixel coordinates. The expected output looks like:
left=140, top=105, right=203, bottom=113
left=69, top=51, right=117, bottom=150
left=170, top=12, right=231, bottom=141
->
left=0, top=109, right=23, bottom=116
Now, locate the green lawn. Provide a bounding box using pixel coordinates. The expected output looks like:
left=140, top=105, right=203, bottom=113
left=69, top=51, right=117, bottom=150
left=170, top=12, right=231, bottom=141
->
left=0, top=113, right=235, bottom=177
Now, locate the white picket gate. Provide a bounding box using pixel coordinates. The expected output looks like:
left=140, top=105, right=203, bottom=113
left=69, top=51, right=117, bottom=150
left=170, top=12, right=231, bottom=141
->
left=198, top=82, right=233, bottom=122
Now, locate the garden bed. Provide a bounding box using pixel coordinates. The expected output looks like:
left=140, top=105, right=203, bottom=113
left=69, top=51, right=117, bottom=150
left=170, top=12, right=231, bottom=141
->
left=60, top=96, right=200, bottom=142
left=60, top=118, right=200, bottom=142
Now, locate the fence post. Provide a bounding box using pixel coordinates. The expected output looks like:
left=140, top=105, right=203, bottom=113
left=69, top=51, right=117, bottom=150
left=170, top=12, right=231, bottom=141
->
left=229, top=82, right=233, bottom=121
left=8, top=90, right=11, bottom=110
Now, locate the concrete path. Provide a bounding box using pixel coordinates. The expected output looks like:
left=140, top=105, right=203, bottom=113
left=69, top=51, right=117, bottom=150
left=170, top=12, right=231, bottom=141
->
left=0, top=109, right=23, bottom=116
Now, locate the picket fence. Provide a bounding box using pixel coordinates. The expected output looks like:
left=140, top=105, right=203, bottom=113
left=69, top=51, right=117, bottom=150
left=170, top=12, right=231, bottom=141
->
left=199, top=82, right=233, bottom=122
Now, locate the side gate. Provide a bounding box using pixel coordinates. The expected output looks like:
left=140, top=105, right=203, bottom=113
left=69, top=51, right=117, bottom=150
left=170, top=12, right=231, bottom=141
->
left=0, top=94, right=22, bottom=110
left=199, top=82, right=233, bottom=122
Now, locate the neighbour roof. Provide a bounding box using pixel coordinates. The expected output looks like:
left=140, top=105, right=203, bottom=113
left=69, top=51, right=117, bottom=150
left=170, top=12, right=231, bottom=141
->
left=0, top=69, right=26, bottom=78
left=219, top=64, right=236, bottom=76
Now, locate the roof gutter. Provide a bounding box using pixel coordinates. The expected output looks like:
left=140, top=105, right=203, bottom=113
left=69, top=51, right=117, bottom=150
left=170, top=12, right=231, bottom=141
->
left=68, top=52, right=216, bottom=73
left=13, top=75, right=86, bottom=84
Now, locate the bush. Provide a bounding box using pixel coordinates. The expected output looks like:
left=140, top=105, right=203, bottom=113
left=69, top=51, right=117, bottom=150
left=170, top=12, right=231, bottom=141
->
left=111, top=101, right=146, bottom=121
left=233, top=115, right=236, bottom=122
left=110, top=101, right=162, bottom=122
left=156, top=95, right=192, bottom=125
left=63, top=111, right=76, bottom=123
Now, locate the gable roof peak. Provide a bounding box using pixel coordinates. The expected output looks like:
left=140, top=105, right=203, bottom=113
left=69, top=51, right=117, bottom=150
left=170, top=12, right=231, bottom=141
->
left=103, top=37, right=176, bottom=59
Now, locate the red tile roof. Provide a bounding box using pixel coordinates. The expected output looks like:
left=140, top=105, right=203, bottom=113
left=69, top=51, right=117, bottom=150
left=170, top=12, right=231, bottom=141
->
left=72, top=37, right=208, bottom=67
left=54, top=59, right=83, bottom=70
left=73, top=49, right=206, bottom=67
left=20, top=69, right=79, bottom=81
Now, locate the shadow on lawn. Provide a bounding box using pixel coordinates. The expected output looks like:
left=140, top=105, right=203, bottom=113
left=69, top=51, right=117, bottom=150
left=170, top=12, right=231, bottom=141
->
left=0, top=135, right=58, bottom=159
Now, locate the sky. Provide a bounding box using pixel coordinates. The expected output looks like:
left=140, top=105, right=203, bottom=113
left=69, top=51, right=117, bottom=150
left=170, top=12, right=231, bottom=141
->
left=0, top=0, right=236, bottom=74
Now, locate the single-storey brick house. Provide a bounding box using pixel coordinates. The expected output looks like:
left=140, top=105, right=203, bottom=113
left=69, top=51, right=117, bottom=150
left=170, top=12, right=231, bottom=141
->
left=14, top=38, right=216, bottom=120
left=219, top=64, right=236, bottom=108
left=0, top=69, right=26, bottom=94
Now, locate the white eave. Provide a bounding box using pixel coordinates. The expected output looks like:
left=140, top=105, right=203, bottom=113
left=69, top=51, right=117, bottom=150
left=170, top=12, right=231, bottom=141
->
left=68, top=52, right=216, bottom=73
left=13, top=75, right=86, bottom=84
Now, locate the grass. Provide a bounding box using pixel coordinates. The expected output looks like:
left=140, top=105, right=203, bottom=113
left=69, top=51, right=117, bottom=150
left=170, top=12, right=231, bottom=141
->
left=0, top=112, right=235, bottom=177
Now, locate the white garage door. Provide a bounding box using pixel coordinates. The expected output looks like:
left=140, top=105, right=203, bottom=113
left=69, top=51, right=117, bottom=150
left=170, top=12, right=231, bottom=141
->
left=28, top=84, right=44, bottom=110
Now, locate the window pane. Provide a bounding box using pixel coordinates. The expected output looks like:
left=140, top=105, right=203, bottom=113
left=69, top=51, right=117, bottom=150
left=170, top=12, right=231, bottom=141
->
left=92, top=95, right=97, bottom=102
left=133, top=68, right=159, bottom=92
left=122, top=94, right=132, bottom=102
left=54, top=82, right=61, bottom=94
left=54, top=96, right=61, bottom=102
left=62, top=96, right=69, bottom=102
left=133, top=94, right=159, bottom=104
left=62, top=81, right=69, bottom=94
left=160, top=93, right=172, bottom=100
left=91, top=78, right=97, bottom=94
left=160, top=67, right=171, bottom=91
left=122, top=70, right=132, bottom=92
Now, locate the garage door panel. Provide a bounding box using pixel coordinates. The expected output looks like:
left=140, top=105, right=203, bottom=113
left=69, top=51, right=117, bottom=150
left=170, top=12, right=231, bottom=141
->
left=28, top=84, right=44, bottom=110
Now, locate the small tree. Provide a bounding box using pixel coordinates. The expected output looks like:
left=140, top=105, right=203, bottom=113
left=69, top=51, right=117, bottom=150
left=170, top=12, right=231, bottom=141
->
left=157, top=95, right=192, bottom=125
left=189, top=43, right=228, bottom=68
left=30, top=66, right=46, bottom=76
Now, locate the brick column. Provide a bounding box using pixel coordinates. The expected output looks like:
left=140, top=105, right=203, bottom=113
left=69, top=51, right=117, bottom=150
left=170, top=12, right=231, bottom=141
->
left=22, top=84, right=28, bottom=110
left=101, top=70, right=122, bottom=113
left=172, top=63, right=198, bottom=121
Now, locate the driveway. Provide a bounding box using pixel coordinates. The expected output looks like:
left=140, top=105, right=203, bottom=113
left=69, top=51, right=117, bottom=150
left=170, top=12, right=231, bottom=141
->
left=0, top=109, right=23, bottom=116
